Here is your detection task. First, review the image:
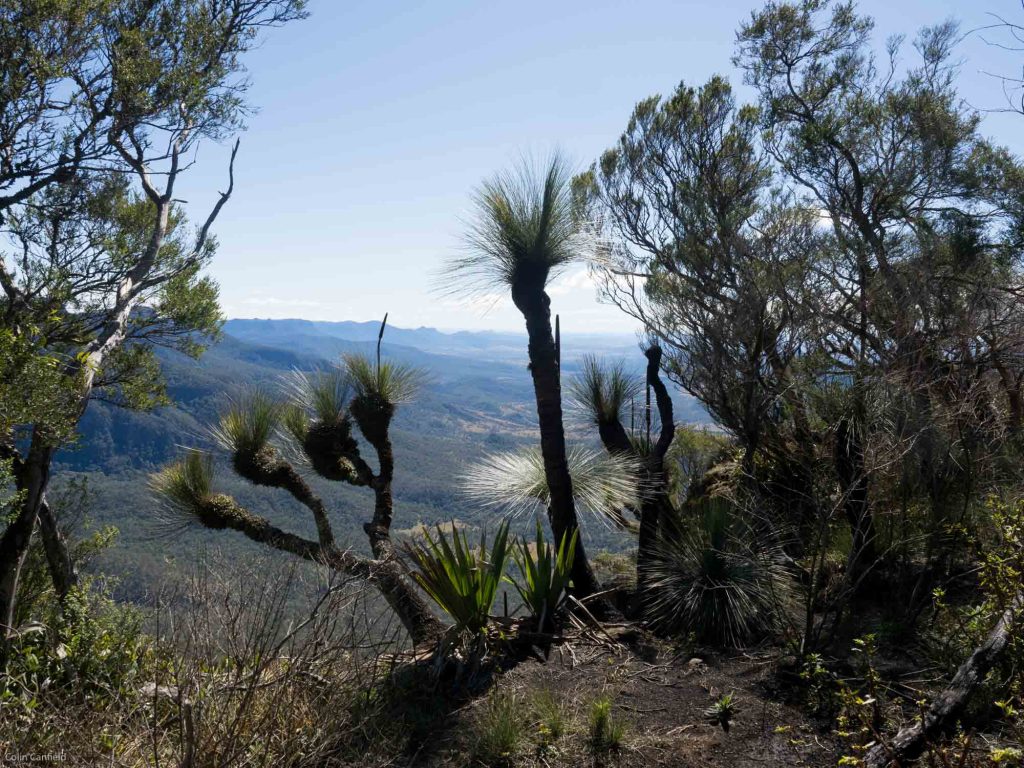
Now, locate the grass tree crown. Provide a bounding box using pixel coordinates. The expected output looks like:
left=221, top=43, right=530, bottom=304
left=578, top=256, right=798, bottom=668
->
left=444, top=154, right=589, bottom=304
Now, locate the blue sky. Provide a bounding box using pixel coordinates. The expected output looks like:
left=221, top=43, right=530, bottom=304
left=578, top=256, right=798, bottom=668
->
left=177, top=0, right=1024, bottom=333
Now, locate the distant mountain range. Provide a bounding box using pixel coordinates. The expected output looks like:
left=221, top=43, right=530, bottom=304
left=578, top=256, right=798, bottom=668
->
left=55, top=318, right=708, bottom=601
left=222, top=317, right=642, bottom=366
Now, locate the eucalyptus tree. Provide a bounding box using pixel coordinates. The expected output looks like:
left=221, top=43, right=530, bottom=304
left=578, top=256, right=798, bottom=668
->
left=0, top=1, right=111, bottom=217
left=576, top=77, right=827, bottom=550
left=0, top=0, right=307, bottom=641
left=152, top=357, right=445, bottom=645
left=443, top=157, right=602, bottom=598
left=735, top=0, right=1024, bottom=566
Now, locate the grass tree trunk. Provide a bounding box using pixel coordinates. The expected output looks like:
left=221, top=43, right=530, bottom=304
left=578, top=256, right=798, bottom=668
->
left=637, top=346, right=675, bottom=591
left=836, top=414, right=877, bottom=572
left=513, top=284, right=600, bottom=598
left=192, top=492, right=444, bottom=645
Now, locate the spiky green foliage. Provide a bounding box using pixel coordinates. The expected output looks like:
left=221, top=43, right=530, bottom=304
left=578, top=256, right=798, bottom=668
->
left=460, top=445, right=643, bottom=527
left=509, top=519, right=577, bottom=629
left=280, top=403, right=310, bottom=445
left=704, top=692, right=738, bottom=733
left=149, top=449, right=214, bottom=517
left=568, top=355, right=642, bottom=425
left=405, top=520, right=512, bottom=637
left=342, top=354, right=424, bottom=406
left=284, top=368, right=351, bottom=424
left=208, top=390, right=282, bottom=456
left=276, top=368, right=364, bottom=480
left=444, top=155, right=586, bottom=296
left=645, top=497, right=794, bottom=647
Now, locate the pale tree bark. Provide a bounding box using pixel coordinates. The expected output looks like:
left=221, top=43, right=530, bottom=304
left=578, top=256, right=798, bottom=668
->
left=0, top=142, right=238, bottom=641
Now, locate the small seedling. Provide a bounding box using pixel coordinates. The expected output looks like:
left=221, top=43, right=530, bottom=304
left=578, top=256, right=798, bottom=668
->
left=704, top=692, right=738, bottom=733
left=589, top=695, right=625, bottom=753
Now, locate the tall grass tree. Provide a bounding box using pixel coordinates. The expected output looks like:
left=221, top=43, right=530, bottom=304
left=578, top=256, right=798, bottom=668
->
left=444, top=156, right=602, bottom=598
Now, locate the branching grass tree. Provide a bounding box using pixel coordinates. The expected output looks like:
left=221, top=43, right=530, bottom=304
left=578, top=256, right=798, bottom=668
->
left=443, top=156, right=603, bottom=598
left=568, top=352, right=676, bottom=592
left=152, top=357, right=445, bottom=646
left=0, top=0, right=307, bottom=646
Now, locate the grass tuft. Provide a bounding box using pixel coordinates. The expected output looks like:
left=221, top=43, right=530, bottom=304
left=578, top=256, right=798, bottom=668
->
left=588, top=695, right=625, bottom=753
left=442, top=154, right=588, bottom=298
left=460, top=445, right=643, bottom=528
left=568, top=355, right=643, bottom=426
left=472, top=692, right=526, bottom=766
left=283, top=367, right=351, bottom=424
left=209, top=390, right=282, bottom=456
left=531, top=688, right=566, bottom=743
left=150, top=449, right=214, bottom=517
left=645, top=497, right=795, bottom=646
left=342, top=353, right=425, bottom=405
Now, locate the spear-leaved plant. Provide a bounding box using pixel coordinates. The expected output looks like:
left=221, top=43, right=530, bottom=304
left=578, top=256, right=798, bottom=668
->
left=510, top=519, right=577, bottom=631
left=405, top=521, right=512, bottom=639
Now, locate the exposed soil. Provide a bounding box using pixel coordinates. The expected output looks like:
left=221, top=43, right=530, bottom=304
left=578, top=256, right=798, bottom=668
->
left=414, top=631, right=838, bottom=767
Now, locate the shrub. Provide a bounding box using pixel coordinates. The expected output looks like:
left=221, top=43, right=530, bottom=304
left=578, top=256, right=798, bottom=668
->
left=644, top=497, right=795, bottom=646
left=405, top=520, right=511, bottom=639
left=509, top=518, right=577, bottom=630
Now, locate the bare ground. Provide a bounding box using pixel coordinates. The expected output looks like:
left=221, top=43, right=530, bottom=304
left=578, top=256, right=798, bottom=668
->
left=404, top=632, right=838, bottom=767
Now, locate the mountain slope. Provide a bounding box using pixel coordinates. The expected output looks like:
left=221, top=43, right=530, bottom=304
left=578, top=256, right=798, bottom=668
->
left=55, top=320, right=707, bottom=600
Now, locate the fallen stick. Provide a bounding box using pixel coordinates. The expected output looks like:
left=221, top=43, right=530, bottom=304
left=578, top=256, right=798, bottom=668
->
left=864, top=591, right=1022, bottom=768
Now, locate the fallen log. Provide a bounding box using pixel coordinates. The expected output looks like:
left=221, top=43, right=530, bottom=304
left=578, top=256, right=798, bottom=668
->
left=864, top=591, right=1022, bottom=768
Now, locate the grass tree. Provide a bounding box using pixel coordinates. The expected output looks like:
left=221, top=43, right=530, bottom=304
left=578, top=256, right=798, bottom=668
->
left=152, top=355, right=445, bottom=646
left=568, top=351, right=676, bottom=590
left=460, top=445, right=643, bottom=531
left=444, top=156, right=602, bottom=598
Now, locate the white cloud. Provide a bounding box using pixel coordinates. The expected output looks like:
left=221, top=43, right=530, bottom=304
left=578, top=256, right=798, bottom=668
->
left=547, top=268, right=595, bottom=297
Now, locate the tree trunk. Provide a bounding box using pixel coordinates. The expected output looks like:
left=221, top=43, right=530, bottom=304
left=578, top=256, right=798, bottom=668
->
left=513, top=285, right=600, bottom=598
left=835, top=416, right=877, bottom=570
left=0, top=436, right=54, bottom=639
left=362, top=414, right=446, bottom=643
left=37, top=497, right=78, bottom=601
left=863, top=591, right=1022, bottom=768
left=637, top=346, right=675, bottom=590
left=196, top=495, right=444, bottom=645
